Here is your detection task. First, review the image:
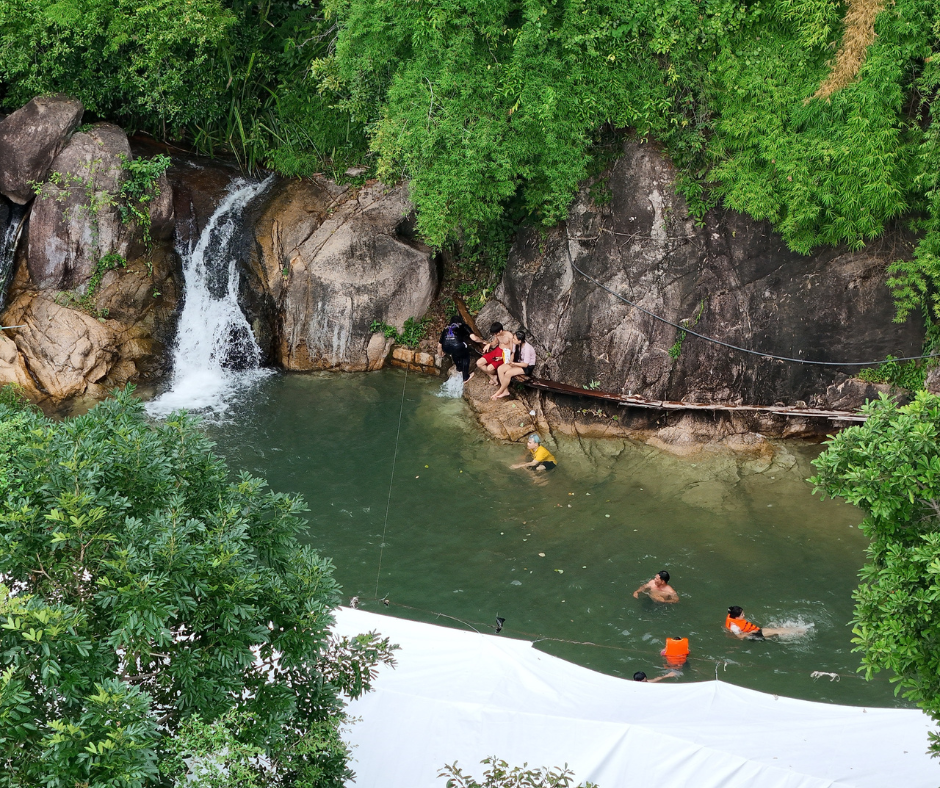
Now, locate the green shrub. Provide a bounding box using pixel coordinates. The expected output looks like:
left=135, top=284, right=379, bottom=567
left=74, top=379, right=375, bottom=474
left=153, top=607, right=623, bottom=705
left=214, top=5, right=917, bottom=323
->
left=812, top=392, right=940, bottom=756
left=0, top=387, right=394, bottom=786
left=370, top=316, right=431, bottom=349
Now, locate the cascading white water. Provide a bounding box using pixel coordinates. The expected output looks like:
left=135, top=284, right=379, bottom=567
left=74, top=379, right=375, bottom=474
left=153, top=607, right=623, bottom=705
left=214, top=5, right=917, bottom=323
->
left=147, top=177, right=273, bottom=417
left=436, top=369, right=465, bottom=398
left=0, top=204, right=26, bottom=311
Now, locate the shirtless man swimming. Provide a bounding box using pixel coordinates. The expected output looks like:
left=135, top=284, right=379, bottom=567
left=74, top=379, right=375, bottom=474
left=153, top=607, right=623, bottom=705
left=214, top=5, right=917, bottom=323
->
left=632, top=570, right=679, bottom=603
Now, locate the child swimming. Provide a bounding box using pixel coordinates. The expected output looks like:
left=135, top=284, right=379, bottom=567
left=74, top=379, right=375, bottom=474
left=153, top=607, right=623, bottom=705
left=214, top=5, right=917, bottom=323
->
left=724, top=606, right=809, bottom=640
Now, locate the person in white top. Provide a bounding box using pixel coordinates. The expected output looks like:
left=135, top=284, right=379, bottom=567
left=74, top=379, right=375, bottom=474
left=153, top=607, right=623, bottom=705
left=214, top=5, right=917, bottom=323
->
left=492, top=330, right=536, bottom=400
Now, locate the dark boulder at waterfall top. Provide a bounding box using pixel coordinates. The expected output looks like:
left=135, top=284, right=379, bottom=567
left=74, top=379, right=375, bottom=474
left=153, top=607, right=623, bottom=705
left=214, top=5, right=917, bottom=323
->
left=249, top=178, right=438, bottom=372
left=479, top=140, right=923, bottom=409
left=0, top=95, right=84, bottom=205
left=27, top=123, right=173, bottom=290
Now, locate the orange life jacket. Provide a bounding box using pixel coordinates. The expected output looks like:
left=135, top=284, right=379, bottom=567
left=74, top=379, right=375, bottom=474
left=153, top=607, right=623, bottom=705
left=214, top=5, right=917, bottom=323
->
left=725, top=615, right=760, bottom=634
left=661, top=636, right=690, bottom=666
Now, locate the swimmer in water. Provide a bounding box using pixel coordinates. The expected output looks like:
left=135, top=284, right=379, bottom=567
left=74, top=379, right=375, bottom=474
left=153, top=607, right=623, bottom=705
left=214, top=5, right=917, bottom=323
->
left=633, top=670, right=679, bottom=683
left=724, top=605, right=809, bottom=640
left=511, top=434, right=557, bottom=472
left=633, top=570, right=679, bottom=603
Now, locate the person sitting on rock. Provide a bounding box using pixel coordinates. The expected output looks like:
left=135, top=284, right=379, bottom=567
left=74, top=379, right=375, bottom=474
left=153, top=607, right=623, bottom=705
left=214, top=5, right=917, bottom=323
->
left=491, top=330, right=536, bottom=400
left=724, top=606, right=809, bottom=640
left=510, top=434, right=556, bottom=471
left=476, top=322, right=515, bottom=385
left=437, top=316, right=483, bottom=382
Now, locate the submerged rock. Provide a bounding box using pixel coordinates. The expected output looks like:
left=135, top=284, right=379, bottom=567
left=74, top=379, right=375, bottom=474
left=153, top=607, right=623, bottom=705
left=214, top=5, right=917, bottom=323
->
left=0, top=95, right=84, bottom=205
left=250, top=179, right=438, bottom=371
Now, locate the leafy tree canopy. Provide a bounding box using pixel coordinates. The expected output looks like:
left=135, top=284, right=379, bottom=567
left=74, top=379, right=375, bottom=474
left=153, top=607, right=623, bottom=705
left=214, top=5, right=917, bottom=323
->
left=1, top=1, right=940, bottom=309
left=811, top=391, right=940, bottom=754
left=0, top=388, right=393, bottom=787
left=320, top=0, right=940, bottom=258
left=0, top=0, right=364, bottom=176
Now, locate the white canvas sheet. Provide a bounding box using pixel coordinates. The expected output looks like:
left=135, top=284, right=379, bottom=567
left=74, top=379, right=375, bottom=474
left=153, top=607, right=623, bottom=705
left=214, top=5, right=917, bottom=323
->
left=334, top=607, right=938, bottom=788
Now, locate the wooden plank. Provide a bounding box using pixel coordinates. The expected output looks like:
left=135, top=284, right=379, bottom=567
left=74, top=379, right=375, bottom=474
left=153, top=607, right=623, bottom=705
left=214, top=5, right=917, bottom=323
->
left=454, top=296, right=484, bottom=341
left=521, top=377, right=866, bottom=422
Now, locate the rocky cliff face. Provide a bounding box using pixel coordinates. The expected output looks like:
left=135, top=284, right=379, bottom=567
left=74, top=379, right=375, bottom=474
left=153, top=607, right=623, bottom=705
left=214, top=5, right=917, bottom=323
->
left=0, top=95, right=921, bottom=440
left=480, top=141, right=922, bottom=410
left=27, top=123, right=173, bottom=290
left=248, top=179, right=438, bottom=371
left=0, top=101, right=180, bottom=404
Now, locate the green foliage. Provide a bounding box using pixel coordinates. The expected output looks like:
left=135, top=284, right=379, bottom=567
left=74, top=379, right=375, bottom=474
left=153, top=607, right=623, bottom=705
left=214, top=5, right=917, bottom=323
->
left=0, top=387, right=395, bottom=786
left=118, top=153, right=171, bottom=248
left=320, top=0, right=940, bottom=258
left=370, top=316, right=431, bottom=349
left=857, top=356, right=928, bottom=392
left=56, top=252, right=127, bottom=318
left=856, top=320, right=940, bottom=390
left=161, top=711, right=267, bottom=788
left=0, top=0, right=366, bottom=176
left=811, top=392, right=940, bottom=755
left=668, top=300, right=705, bottom=360
left=440, top=757, right=597, bottom=788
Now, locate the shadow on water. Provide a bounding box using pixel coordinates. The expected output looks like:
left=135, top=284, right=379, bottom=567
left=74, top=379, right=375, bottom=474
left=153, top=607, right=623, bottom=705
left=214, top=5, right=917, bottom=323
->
left=205, top=368, right=906, bottom=708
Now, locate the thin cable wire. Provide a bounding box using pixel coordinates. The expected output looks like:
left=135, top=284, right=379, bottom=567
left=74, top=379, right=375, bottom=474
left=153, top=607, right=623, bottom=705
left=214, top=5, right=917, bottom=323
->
left=373, top=368, right=408, bottom=600
left=359, top=597, right=864, bottom=680
left=565, top=235, right=940, bottom=367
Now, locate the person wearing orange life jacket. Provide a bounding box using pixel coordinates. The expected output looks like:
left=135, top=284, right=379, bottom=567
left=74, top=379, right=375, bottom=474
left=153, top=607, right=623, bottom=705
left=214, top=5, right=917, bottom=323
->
left=660, top=636, right=690, bottom=668
left=725, top=606, right=809, bottom=640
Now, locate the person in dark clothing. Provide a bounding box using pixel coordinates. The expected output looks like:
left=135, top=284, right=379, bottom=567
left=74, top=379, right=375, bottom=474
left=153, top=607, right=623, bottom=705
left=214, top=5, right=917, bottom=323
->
left=437, top=317, right=483, bottom=382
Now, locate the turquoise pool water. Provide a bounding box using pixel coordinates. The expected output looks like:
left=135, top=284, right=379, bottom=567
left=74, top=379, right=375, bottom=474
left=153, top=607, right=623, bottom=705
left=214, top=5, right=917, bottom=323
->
left=204, top=368, right=903, bottom=707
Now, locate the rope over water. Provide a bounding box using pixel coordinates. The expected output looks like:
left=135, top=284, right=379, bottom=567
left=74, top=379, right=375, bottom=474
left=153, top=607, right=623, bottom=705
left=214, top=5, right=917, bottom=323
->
left=565, top=234, right=940, bottom=367
left=374, top=367, right=408, bottom=600
left=354, top=596, right=862, bottom=682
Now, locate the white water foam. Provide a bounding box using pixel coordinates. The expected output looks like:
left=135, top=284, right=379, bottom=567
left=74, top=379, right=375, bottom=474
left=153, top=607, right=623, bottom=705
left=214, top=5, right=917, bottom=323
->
left=436, top=370, right=465, bottom=398
left=767, top=617, right=816, bottom=642
left=147, top=177, right=274, bottom=417
left=0, top=203, right=26, bottom=310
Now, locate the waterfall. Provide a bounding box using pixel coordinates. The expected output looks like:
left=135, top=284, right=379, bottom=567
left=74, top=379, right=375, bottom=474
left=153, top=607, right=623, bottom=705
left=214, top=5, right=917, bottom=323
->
left=0, top=204, right=26, bottom=311
left=147, top=177, right=273, bottom=417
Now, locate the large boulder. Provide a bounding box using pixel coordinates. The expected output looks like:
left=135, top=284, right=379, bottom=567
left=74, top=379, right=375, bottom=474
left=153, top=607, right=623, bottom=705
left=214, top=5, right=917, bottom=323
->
left=0, top=95, right=84, bottom=205
left=480, top=140, right=923, bottom=409
left=0, top=247, right=180, bottom=401
left=26, top=123, right=173, bottom=290
left=250, top=179, right=438, bottom=371
left=1, top=124, right=180, bottom=403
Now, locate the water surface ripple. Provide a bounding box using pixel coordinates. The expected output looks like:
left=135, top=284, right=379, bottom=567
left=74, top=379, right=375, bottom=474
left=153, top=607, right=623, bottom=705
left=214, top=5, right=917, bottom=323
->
left=206, top=369, right=902, bottom=707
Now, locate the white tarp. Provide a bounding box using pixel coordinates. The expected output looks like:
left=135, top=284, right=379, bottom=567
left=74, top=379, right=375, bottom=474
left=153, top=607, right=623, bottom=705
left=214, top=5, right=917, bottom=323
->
left=334, top=607, right=938, bottom=788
